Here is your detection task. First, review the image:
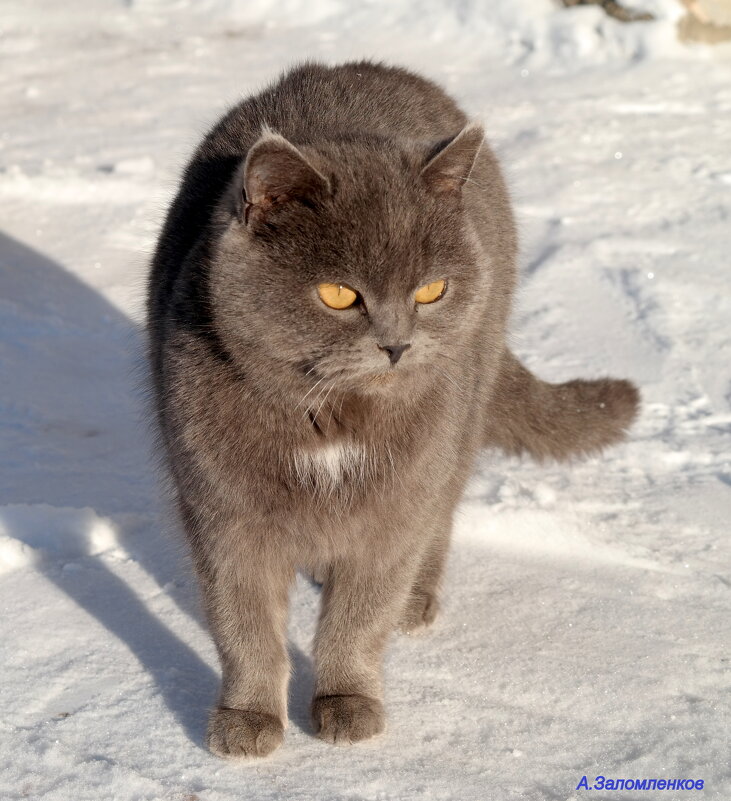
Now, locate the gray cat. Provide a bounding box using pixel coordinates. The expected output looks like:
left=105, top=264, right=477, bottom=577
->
left=147, top=61, right=639, bottom=758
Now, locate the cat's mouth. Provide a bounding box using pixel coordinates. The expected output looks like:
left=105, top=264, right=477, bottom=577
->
left=357, top=366, right=412, bottom=393
left=297, top=362, right=407, bottom=399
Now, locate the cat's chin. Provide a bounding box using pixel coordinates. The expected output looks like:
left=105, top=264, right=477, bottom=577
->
left=371, top=370, right=399, bottom=382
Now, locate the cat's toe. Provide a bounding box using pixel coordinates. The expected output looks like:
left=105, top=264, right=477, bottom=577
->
left=398, top=590, right=439, bottom=634
left=207, top=708, right=284, bottom=758
left=312, top=694, right=384, bottom=745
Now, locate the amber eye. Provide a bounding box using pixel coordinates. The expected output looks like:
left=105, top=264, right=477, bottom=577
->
left=317, top=283, right=358, bottom=310
left=414, top=279, right=447, bottom=304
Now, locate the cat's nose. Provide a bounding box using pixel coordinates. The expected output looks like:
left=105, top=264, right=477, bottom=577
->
left=378, top=343, right=411, bottom=366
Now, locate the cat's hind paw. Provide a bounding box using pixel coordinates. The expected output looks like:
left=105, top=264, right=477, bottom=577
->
left=398, top=590, right=439, bottom=634
left=207, top=707, right=284, bottom=758
left=312, top=694, right=384, bottom=745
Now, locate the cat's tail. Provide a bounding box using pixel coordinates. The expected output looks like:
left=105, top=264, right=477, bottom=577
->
left=483, top=349, right=640, bottom=461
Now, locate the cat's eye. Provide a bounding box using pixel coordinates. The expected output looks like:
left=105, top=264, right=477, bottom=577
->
left=317, top=283, right=358, bottom=310
left=414, top=279, right=447, bottom=304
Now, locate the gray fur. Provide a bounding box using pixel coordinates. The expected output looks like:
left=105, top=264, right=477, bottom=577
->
left=146, top=61, right=639, bottom=757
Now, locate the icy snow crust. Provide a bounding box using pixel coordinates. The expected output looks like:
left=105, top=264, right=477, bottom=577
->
left=1, top=1, right=729, bottom=799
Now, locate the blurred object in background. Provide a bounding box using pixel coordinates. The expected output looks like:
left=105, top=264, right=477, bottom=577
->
left=679, top=0, right=731, bottom=42
left=559, top=0, right=654, bottom=22
left=560, top=0, right=731, bottom=43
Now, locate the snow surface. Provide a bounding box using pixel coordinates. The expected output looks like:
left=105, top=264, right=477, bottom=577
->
left=1, top=1, right=730, bottom=799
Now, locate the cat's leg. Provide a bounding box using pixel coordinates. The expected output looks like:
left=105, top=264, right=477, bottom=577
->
left=398, top=524, right=450, bottom=633
left=311, top=554, right=417, bottom=744
left=196, top=533, right=293, bottom=759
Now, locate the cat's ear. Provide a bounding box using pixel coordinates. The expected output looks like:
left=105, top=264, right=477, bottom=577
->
left=420, top=124, right=484, bottom=196
left=240, top=130, right=330, bottom=225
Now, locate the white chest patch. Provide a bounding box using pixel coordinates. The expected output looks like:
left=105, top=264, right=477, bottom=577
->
left=292, top=441, right=366, bottom=491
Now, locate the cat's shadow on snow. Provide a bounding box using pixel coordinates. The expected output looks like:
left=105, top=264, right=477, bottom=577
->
left=0, top=232, right=315, bottom=747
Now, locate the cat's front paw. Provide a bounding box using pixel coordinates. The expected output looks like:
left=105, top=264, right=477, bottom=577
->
left=207, top=707, right=284, bottom=758
left=312, top=694, right=384, bottom=744
left=398, top=590, right=439, bottom=634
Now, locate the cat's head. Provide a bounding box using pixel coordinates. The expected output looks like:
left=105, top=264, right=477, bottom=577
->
left=211, top=125, right=492, bottom=399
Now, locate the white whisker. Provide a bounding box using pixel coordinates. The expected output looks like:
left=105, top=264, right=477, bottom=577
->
left=315, top=382, right=336, bottom=427
left=294, top=375, right=327, bottom=412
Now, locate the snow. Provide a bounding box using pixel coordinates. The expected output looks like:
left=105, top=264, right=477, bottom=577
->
left=1, top=1, right=730, bottom=799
